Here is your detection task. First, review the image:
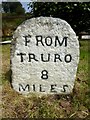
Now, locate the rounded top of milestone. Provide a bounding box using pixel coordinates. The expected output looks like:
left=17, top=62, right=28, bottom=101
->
left=11, top=17, right=79, bottom=96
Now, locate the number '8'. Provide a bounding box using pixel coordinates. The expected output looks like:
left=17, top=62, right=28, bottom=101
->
left=41, top=70, right=48, bottom=79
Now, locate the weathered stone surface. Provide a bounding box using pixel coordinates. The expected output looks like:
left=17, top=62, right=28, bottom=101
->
left=11, top=17, right=79, bottom=95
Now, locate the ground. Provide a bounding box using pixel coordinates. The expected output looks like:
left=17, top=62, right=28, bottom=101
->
left=0, top=40, right=90, bottom=118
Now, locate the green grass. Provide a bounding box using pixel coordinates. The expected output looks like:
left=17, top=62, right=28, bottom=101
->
left=1, top=40, right=90, bottom=118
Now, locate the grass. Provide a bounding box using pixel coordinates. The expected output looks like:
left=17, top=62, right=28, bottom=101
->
left=1, top=40, right=90, bottom=118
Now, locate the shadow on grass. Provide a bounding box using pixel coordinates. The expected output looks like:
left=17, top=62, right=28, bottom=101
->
left=4, top=69, right=12, bottom=86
